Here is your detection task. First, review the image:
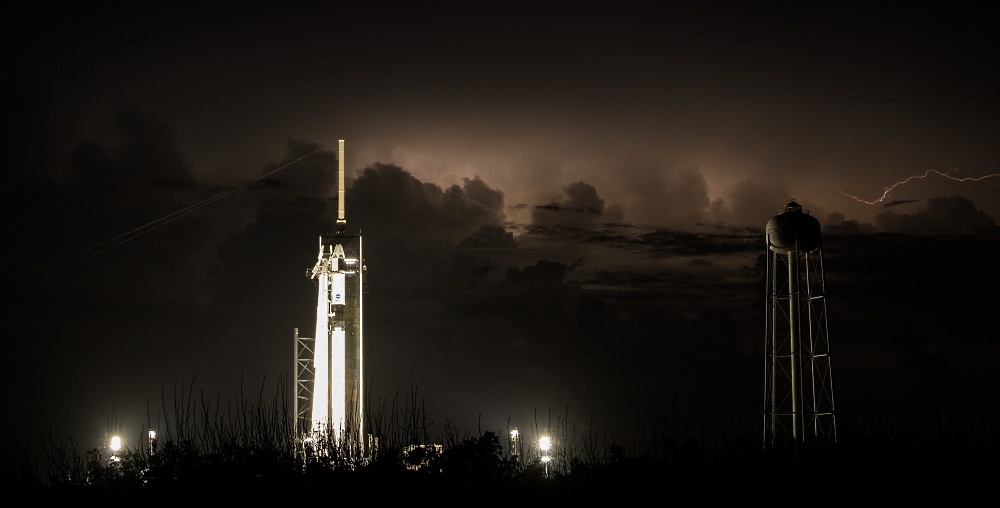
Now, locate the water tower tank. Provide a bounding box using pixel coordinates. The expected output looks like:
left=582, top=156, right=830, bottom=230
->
left=765, top=201, right=822, bottom=253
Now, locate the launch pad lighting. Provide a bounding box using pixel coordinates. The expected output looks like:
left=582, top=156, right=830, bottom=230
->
left=539, top=435, right=551, bottom=452
left=538, top=435, right=553, bottom=478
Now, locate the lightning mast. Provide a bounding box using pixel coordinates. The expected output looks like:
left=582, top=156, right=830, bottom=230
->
left=763, top=200, right=837, bottom=450
left=295, top=139, right=365, bottom=458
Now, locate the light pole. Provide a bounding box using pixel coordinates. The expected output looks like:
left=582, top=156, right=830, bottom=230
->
left=148, top=429, right=157, bottom=456
left=109, top=435, right=123, bottom=464
left=538, top=434, right=551, bottom=478
left=510, top=428, right=521, bottom=465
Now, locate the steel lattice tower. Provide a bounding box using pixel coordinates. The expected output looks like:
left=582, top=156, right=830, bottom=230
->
left=763, top=200, right=837, bottom=450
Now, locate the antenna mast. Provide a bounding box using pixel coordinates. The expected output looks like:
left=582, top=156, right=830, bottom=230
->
left=336, top=139, right=347, bottom=236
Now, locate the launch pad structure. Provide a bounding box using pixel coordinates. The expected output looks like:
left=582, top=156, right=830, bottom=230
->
left=763, top=200, right=837, bottom=450
left=294, top=139, right=368, bottom=458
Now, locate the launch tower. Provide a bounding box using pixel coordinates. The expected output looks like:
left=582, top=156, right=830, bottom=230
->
left=294, top=139, right=366, bottom=457
left=763, top=200, right=837, bottom=449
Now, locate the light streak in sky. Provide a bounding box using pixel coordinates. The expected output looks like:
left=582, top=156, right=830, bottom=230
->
left=836, top=169, right=1000, bottom=205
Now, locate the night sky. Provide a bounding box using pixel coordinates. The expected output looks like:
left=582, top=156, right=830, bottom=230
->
left=3, top=2, right=998, bottom=452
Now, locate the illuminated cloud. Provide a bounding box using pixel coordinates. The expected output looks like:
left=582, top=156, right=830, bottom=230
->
left=532, top=181, right=624, bottom=225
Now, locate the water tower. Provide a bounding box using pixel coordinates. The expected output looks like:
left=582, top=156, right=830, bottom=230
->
left=763, top=200, right=837, bottom=449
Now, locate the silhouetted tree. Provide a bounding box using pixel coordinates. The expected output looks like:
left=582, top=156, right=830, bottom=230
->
left=438, top=431, right=516, bottom=487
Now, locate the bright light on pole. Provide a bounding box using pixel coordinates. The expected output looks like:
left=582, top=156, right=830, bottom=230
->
left=539, top=434, right=552, bottom=478
left=510, top=428, right=521, bottom=462
left=109, top=435, right=123, bottom=462
left=538, top=435, right=551, bottom=453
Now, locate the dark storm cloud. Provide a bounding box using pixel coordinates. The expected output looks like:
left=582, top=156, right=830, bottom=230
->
left=207, top=196, right=330, bottom=309
left=632, top=229, right=760, bottom=258
left=199, top=155, right=528, bottom=371
left=0, top=106, right=220, bottom=445
left=364, top=232, right=761, bottom=438
left=205, top=147, right=514, bottom=303
left=710, top=179, right=795, bottom=229
left=613, top=163, right=713, bottom=228
left=503, top=259, right=583, bottom=285
left=326, top=164, right=511, bottom=290
left=257, top=139, right=338, bottom=197
left=823, top=212, right=877, bottom=235
left=883, top=199, right=919, bottom=208
left=458, top=225, right=518, bottom=249
left=1, top=105, right=208, bottom=300
left=531, top=181, right=624, bottom=226
left=347, top=164, right=505, bottom=243
left=873, top=195, right=997, bottom=233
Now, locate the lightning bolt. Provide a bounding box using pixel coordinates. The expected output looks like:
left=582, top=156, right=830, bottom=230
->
left=836, top=168, right=1000, bottom=205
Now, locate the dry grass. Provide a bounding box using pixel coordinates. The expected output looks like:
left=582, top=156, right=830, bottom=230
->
left=2, top=376, right=997, bottom=500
